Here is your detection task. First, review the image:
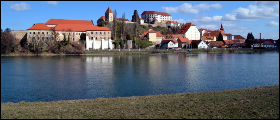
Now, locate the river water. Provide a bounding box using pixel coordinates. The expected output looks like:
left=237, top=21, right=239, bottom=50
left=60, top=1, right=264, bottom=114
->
left=1, top=52, right=279, bottom=103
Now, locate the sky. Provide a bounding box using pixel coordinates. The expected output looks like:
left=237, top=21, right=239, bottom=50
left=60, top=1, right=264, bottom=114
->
left=1, top=1, right=279, bottom=39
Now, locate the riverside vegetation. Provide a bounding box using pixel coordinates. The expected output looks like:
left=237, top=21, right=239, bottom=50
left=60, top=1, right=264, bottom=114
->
left=1, top=85, right=279, bottom=119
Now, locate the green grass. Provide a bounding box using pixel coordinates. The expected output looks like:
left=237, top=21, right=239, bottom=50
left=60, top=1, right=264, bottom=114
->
left=1, top=85, right=279, bottom=119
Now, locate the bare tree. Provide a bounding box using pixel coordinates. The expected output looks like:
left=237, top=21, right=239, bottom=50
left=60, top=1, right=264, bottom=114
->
left=113, top=9, right=117, bottom=40
left=121, top=12, right=126, bottom=40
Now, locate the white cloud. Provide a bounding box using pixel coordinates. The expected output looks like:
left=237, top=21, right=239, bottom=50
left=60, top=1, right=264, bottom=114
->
left=199, top=24, right=217, bottom=30
left=162, top=3, right=222, bottom=15
left=191, top=15, right=222, bottom=24
left=10, top=2, right=31, bottom=11
left=47, top=1, right=58, bottom=5
left=266, top=21, right=279, bottom=26
left=222, top=1, right=279, bottom=21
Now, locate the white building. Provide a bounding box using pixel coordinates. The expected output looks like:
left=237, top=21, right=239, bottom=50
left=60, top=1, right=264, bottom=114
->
left=166, top=21, right=180, bottom=28
left=86, top=36, right=113, bottom=50
left=161, top=39, right=178, bottom=49
left=176, top=23, right=200, bottom=40
left=141, top=11, right=172, bottom=23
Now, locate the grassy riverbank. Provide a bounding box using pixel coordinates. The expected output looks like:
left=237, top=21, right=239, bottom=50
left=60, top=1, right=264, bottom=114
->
left=1, top=85, right=279, bottom=119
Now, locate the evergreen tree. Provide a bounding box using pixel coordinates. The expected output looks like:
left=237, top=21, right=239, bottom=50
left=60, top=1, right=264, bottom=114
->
left=217, top=32, right=224, bottom=43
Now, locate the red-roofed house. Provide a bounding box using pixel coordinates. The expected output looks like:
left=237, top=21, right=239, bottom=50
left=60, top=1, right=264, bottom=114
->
left=97, top=7, right=130, bottom=25
left=166, top=21, right=180, bottom=28
left=175, top=23, right=200, bottom=40
left=208, top=41, right=224, bottom=48
left=141, top=11, right=172, bottom=23
left=161, top=39, right=178, bottom=49
left=177, top=37, right=190, bottom=48
left=139, top=29, right=164, bottom=45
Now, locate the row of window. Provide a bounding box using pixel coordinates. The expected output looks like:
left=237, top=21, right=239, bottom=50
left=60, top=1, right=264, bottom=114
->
left=90, top=37, right=110, bottom=40
left=90, top=32, right=109, bottom=35
left=30, top=32, right=49, bottom=35
left=32, top=37, right=54, bottom=40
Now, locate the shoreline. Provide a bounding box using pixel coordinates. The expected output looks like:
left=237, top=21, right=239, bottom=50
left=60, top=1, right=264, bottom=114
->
left=1, top=85, right=279, bottom=119
left=1, top=48, right=279, bottom=56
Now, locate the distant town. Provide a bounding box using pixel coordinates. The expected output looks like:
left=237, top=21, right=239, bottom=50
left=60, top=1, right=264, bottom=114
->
left=2, top=7, right=279, bottom=54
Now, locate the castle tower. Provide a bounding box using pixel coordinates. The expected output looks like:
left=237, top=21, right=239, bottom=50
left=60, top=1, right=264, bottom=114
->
left=105, top=7, right=113, bottom=22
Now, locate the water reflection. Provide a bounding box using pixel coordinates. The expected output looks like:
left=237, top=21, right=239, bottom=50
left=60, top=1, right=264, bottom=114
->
left=1, top=52, right=279, bottom=103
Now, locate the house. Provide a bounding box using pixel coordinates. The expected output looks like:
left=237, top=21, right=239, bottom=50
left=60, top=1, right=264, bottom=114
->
left=97, top=7, right=131, bottom=25
left=224, top=40, right=234, bottom=48
left=177, top=37, right=190, bottom=48
left=141, top=11, right=172, bottom=23
left=166, top=21, right=180, bottom=28
left=161, top=39, right=178, bottom=49
left=233, top=35, right=245, bottom=42
left=201, top=35, right=215, bottom=42
left=262, top=40, right=275, bottom=48
left=208, top=41, right=224, bottom=48
left=190, top=40, right=208, bottom=49
left=232, top=43, right=246, bottom=48
left=139, top=29, right=164, bottom=45
left=176, top=23, right=200, bottom=40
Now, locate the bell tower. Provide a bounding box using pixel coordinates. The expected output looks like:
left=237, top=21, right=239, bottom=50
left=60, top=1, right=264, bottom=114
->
left=105, top=7, right=113, bottom=22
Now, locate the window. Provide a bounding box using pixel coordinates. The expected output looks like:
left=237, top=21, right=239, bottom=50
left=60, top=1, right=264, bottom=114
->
left=91, top=32, right=93, bottom=34
left=38, top=37, right=40, bottom=40
left=47, top=32, right=49, bottom=35
left=38, top=32, right=40, bottom=34
left=100, top=37, right=102, bottom=39
left=76, top=33, right=78, bottom=35
left=91, top=37, right=93, bottom=40
left=29, top=32, right=31, bottom=34
left=96, top=32, right=97, bottom=34
left=42, top=32, right=44, bottom=34
left=33, top=32, right=35, bottom=34
left=73, top=38, right=75, bottom=41
left=42, top=37, right=44, bottom=40
left=104, top=32, right=106, bottom=35
left=73, top=33, right=75, bottom=35
left=100, top=32, right=102, bottom=35
left=46, top=37, right=49, bottom=40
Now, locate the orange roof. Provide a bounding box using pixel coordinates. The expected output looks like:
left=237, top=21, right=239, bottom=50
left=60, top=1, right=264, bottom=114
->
left=98, top=16, right=105, bottom=20
left=209, top=41, right=224, bottom=47
left=162, top=39, right=178, bottom=44
left=203, top=36, right=214, bottom=40
left=105, top=7, right=113, bottom=13
left=224, top=40, right=234, bottom=45
left=54, top=24, right=110, bottom=31
left=233, top=35, right=245, bottom=40
left=46, top=19, right=93, bottom=25
left=166, top=21, right=179, bottom=24
left=154, top=17, right=158, bottom=21
left=139, top=29, right=164, bottom=37
left=139, top=17, right=143, bottom=20
left=115, top=18, right=130, bottom=21
left=178, top=37, right=189, bottom=43
left=176, top=23, right=195, bottom=34
left=27, top=23, right=52, bottom=30
left=141, top=11, right=171, bottom=16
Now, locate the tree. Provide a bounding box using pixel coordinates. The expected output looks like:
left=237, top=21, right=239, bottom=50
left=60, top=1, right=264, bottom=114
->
left=217, top=32, right=224, bottom=43
left=245, top=32, right=255, bottom=48
left=120, top=12, right=126, bottom=40
left=112, top=9, right=117, bottom=40
left=4, top=28, right=11, bottom=33
left=80, top=33, right=86, bottom=40
left=1, top=30, right=18, bottom=54
left=131, top=10, right=140, bottom=24
left=246, top=32, right=255, bottom=40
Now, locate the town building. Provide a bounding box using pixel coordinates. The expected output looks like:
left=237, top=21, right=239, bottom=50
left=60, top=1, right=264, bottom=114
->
left=26, top=19, right=112, bottom=50
left=166, top=21, right=180, bottom=28
left=139, top=29, right=164, bottom=45
left=161, top=39, right=178, bottom=49
left=176, top=23, right=200, bottom=40
left=141, top=11, right=172, bottom=23
left=97, top=7, right=132, bottom=25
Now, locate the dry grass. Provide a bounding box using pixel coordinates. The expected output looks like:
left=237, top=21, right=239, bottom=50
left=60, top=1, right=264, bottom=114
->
left=1, top=85, right=279, bottom=119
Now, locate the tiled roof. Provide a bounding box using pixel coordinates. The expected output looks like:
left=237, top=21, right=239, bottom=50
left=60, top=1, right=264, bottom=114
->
left=224, top=33, right=232, bottom=36
left=198, top=28, right=209, bottom=32
left=98, top=16, right=105, bottom=20
left=203, top=36, right=214, bottom=40
left=233, top=35, right=245, bottom=40
left=209, top=41, right=224, bottom=47
left=46, top=19, right=93, bottom=25
left=115, top=18, right=130, bottom=21
left=178, top=37, right=189, bottom=43
left=105, top=7, right=113, bottom=13
left=27, top=23, right=52, bottom=30
left=54, top=24, right=110, bottom=31
left=139, top=29, right=164, bottom=37
left=166, top=21, right=179, bottom=24
left=139, top=17, right=143, bottom=20
left=154, top=17, right=158, bottom=21
left=224, top=40, right=234, bottom=45
left=176, top=23, right=195, bottom=34
left=162, top=39, right=178, bottom=44
left=141, top=11, right=171, bottom=16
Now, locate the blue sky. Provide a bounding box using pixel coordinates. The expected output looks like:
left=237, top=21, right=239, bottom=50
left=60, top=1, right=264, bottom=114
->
left=1, top=1, right=279, bottom=39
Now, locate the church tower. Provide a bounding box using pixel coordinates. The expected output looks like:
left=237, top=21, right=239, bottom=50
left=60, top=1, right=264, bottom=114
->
left=105, top=7, right=113, bottom=22
left=220, top=22, right=225, bottom=34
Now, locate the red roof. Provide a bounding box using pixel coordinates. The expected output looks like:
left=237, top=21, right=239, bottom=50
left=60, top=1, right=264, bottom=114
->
left=203, top=36, right=214, bottom=40
left=139, top=29, right=164, bottom=37
left=27, top=23, right=52, bottom=30
left=209, top=41, right=224, bottom=47
left=46, top=19, right=93, bottom=25
left=224, top=40, right=234, bottom=45
left=115, top=18, right=130, bottom=21
left=166, top=21, right=179, bottom=24
left=176, top=23, right=195, bottom=34
left=54, top=24, right=110, bottom=31
left=233, top=35, right=245, bottom=40
left=139, top=17, right=143, bottom=20
left=141, top=11, right=171, bottom=16
left=154, top=17, right=158, bottom=21
left=178, top=37, right=190, bottom=43
left=98, top=16, right=105, bottom=20
left=162, top=39, right=178, bottom=44
left=105, top=7, right=113, bottom=13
